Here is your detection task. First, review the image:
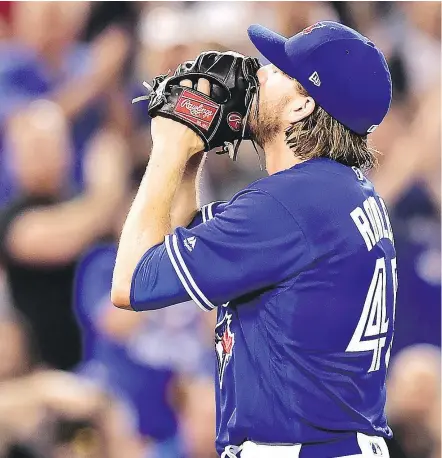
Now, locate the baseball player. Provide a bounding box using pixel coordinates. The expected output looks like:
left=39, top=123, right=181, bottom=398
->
left=112, top=21, right=396, bottom=458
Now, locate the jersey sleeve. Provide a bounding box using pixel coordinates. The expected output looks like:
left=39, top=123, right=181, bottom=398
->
left=187, top=201, right=227, bottom=228
left=129, top=201, right=227, bottom=312
left=130, top=189, right=312, bottom=312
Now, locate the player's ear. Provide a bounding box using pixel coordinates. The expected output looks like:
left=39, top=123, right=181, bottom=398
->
left=286, top=95, right=315, bottom=124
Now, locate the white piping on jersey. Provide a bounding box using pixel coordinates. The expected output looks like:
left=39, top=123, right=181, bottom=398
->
left=165, top=235, right=210, bottom=312
left=202, top=202, right=216, bottom=223
left=165, top=234, right=215, bottom=311
left=171, top=234, right=215, bottom=310
left=207, top=202, right=215, bottom=220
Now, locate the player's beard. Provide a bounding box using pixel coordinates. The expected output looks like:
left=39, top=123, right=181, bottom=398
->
left=247, top=94, right=290, bottom=149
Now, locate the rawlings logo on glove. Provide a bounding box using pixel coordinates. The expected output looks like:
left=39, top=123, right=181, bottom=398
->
left=174, top=90, right=219, bottom=130
left=132, top=51, right=261, bottom=160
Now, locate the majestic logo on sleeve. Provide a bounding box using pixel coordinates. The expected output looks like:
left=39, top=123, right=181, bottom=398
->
left=215, top=313, right=235, bottom=388
left=184, top=236, right=197, bottom=252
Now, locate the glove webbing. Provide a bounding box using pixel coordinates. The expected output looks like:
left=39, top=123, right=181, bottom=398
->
left=220, top=74, right=263, bottom=171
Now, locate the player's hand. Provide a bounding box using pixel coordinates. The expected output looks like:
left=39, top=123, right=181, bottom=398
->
left=150, top=78, right=210, bottom=159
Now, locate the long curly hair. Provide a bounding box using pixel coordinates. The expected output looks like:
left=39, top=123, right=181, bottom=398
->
left=285, top=81, right=379, bottom=171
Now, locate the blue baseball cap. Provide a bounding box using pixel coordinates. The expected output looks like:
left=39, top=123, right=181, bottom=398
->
left=247, top=21, right=392, bottom=135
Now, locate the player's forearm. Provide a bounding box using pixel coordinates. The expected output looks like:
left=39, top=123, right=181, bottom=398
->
left=170, top=153, right=206, bottom=229
left=112, top=146, right=188, bottom=308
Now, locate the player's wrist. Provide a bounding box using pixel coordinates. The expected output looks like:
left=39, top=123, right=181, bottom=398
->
left=148, top=144, right=190, bottom=175
left=152, top=140, right=204, bottom=160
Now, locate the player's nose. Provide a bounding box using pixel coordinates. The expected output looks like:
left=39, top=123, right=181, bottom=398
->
left=257, top=65, right=270, bottom=86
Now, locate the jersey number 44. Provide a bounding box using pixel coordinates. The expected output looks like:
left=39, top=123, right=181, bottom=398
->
left=346, top=257, right=398, bottom=372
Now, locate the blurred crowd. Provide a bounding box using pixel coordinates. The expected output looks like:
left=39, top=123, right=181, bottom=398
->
left=0, top=2, right=439, bottom=458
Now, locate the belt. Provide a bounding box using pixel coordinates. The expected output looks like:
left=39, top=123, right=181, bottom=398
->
left=221, top=433, right=389, bottom=458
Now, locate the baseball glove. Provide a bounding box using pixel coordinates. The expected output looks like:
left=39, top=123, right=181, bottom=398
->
left=133, top=51, right=261, bottom=160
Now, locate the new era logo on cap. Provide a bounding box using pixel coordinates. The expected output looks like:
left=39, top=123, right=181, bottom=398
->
left=309, top=71, right=321, bottom=87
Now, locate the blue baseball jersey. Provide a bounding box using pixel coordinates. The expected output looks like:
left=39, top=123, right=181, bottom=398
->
left=131, top=158, right=397, bottom=456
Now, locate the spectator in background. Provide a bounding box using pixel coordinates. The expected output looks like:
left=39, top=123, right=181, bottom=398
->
left=386, top=345, right=441, bottom=458
left=0, top=1, right=131, bottom=203
left=178, top=376, right=217, bottom=458
left=389, top=206, right=441, bottom=356
left=76, top=242, right=182, bottom=458
left=371, top=83, right=440, bottom=217
left=0, top=105, right=129, bottom=370
left=0, top=315, right=143, bottom=458
left=370, top=83, right=441, bottom=355
left=0, top=313, right=39, bottom=384
left=81, top=1, right=140, bottom=45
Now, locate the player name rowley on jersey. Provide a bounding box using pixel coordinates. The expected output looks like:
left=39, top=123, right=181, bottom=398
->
left=350, top=197, right=394, bottom=251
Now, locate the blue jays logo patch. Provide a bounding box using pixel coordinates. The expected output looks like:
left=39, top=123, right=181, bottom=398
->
left=215, top=312, right=235, bottom=388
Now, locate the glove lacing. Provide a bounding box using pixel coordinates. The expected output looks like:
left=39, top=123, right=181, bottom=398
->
left=221, top=70, right=264, bottom=171
left=131, top=81, right=154, bottom=104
